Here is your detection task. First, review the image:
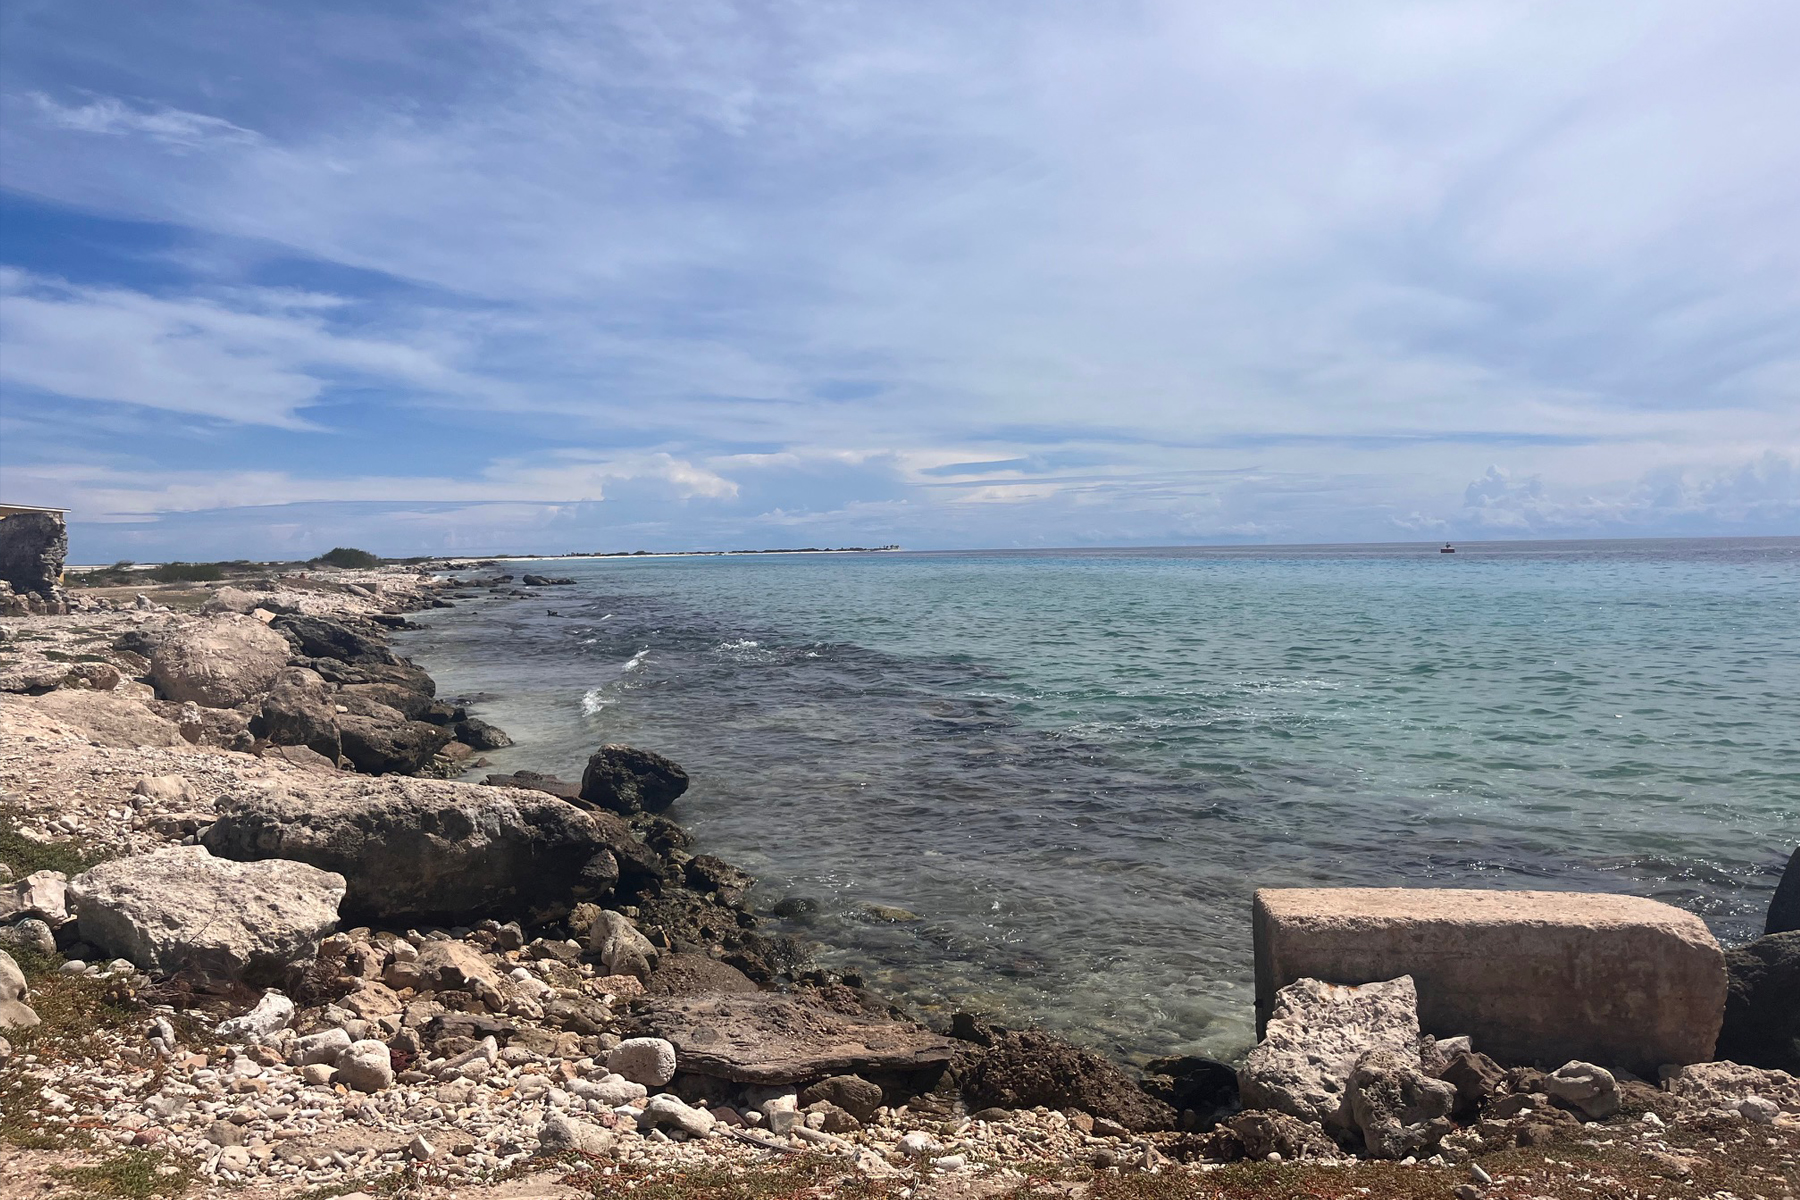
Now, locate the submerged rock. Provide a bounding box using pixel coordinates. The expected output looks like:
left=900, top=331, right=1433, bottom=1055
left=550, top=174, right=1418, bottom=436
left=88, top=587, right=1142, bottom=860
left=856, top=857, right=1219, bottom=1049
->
left=960, top=1029, right=1177, bottom=1132
left=68, top=846, right=345, bottom=983
left=201, top=775, right=654, bottom=921
left=579, top=744, right=690, bottom=815
left=1238, top=975, right=1421, bottom=1126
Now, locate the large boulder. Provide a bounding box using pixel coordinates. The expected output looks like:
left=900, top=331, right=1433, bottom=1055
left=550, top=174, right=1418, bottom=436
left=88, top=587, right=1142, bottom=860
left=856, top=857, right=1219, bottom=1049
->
left=1767, top=848, right=1800, bottom=936
left=337, top=707, right=451, bottom=775
left=1716, top=931, right=1800, bottom=1074
left=1662, top=1060, right=1800, bottom=1120
left=201, top=775, right=657, bottom=922
left=149, top=615, right=292, bottom=708
left=626, top=991, right=957, bottom=1086
left=252, top=669, right=341, bottom=760
left=1238, top=975, right=1421, bottom=1126
left=1140, top=1055, right=1242, bottom=1129
left=68, top=846, right=344, bottom=983
left=579, top=745, right=689, bottom=815
left=1253, top=887, right=1726, bottom=1076
left=0, top=511, right=66, bottom=596
left=271, top=615, right=397, bottom=665
left=18, top=691, right=184, bottom=748
left=961, top=1029, right=1177, bottom=1132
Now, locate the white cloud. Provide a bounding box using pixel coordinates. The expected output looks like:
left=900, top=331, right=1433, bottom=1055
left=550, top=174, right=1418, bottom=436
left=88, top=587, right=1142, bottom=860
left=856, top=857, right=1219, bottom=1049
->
left=0, top=269, right=488, bottom=428
left=27, top=93, right=260, bottom=149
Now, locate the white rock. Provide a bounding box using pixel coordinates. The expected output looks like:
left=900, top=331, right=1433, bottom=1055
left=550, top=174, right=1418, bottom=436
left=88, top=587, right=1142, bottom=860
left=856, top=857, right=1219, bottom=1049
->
left=588, top=910, right=659, bottom=980
left=1238, top=975, right=1422, bottom=1125
left=408, top=1133, right=437, bottom=1160
left=761, top=1093, right=802, bottom=1135
left=217, top=992, right=295, bottom=1045
left=134, top=776, right=196, bottom=805
left=334, top=1039, right=394, bottom=1092
left=0, top=870, right=68, bottom=926
left=898, top=1131, right=942, bottom=1157
left=295, top=1028, right=352, bottom=1066
left=640, top=1094, right=716, bottom=1137
left=0, top=950, right=40, bottom=1031
left=1544, top=1061, right=1620, bottom=1120
left=606, top=1037, right=677, bottom=1087
left=538, top=1111, right=616, bottom=1156
left=1740, top=1095, right=1780, bottom=1124
left=573, top=1073, right=647, bottom=1106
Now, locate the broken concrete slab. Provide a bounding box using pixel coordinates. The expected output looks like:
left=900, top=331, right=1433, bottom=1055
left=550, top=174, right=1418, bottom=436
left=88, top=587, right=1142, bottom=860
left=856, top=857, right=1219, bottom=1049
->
left=1253, top=887, right=1725, bottom=1076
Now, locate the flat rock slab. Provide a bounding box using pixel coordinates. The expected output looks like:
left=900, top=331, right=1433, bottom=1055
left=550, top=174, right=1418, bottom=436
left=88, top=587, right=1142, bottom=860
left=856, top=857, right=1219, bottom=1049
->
left=1254, top=887, right=1726, bottom=1076
left=627, top=992, right=956, bottom=1084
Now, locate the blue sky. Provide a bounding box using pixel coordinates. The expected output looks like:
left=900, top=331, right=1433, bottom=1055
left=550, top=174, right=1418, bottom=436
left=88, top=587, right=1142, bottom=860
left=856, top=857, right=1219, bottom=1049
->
left=1, top=0, right=1796, bottom=560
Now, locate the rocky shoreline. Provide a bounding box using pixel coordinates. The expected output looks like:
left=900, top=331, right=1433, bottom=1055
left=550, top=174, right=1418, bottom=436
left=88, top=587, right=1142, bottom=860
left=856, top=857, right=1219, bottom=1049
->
left=1, top=562, right=1796, bottom=1199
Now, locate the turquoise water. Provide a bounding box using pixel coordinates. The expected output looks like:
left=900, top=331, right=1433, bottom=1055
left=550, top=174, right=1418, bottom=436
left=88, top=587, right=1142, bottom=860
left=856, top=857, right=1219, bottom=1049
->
left=400, top=537, right=1800, bottom=1063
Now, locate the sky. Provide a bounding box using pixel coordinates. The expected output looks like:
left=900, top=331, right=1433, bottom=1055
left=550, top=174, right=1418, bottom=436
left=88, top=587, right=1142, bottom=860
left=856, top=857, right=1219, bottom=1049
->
left=1, top=0, right=1797, bottom=560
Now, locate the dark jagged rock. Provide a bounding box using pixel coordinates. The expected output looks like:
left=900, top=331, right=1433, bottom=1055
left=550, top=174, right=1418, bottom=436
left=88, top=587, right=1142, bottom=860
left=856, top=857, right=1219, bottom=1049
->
left=339, top=682, right=434, bottom=722
left=251, top=671, right=341, bottom=761
left=579, top=744, right=690, bottom=815
left=800, top=1074, right=885, bottom=1122
left=1140, top=1054, right=1240, bottom=1130
left=202, top=775, right=652, bottom=922
left=299, top=657, right=436, bottom=695
left=1768, top=847, right=1800, bottom=936
left=456, top=717, right=513, bottom=750
left=628, top=887, right=798, bottom=984
left=959, top=1029, right=1178, bottom=1132
left=273, top=614, right=399, bottom=665
left=1717, top=931, right=1800, bottom=1073
left=521, top=574, right=576, bottom=586
left=685, top=855, right=753, bottom=906
left=625, top=991, right=957, bottom=1085
left=338, top=709, right=452, bottom=775
left=644, top=952, right=759, bottom=996
left=1435, top=1047, right=1507, bottom=1120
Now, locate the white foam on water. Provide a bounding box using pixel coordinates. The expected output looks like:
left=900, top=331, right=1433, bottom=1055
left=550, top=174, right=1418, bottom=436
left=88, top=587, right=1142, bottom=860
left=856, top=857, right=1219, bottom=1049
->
left=621, top=648, right=650, bottom=673
left=580, top=687, right=611, bottom=716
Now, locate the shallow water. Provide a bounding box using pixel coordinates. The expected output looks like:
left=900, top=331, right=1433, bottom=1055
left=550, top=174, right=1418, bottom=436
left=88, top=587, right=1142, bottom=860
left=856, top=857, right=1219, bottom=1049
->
left=397, top=538, right=1800, bottom=1064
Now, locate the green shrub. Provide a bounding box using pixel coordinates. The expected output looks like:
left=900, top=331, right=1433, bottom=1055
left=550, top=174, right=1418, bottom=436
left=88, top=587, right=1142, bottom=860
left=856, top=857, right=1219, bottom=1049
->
left=149, top=561, right=226, bottom=583
left=315, top=547, right=381, bottom=569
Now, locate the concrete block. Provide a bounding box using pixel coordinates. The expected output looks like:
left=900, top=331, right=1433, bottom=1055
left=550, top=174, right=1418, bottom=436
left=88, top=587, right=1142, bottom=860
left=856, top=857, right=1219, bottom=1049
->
left=1253, top=887, right=1726, bottom=1076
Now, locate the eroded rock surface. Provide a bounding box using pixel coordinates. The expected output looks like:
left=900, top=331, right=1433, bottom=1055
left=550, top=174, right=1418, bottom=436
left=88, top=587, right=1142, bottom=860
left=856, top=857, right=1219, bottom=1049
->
left=627, top=991, right=957, bottom=1085
left=150, top=615, right=292, bottom=708
left=1238, top=975, right=1421, bottom=1126
left=68, top=845, right=345, bottom=982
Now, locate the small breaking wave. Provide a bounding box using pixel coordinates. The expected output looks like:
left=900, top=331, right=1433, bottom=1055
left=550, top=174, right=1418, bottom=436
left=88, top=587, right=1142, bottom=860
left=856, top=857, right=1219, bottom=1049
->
left=580, top=687, right=612, bottom=716
left=621, top=648, right=650, bottom=673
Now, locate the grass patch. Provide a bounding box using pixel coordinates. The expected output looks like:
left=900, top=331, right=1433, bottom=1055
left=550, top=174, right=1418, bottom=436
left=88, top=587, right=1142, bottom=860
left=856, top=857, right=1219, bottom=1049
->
left=555, top=1154, right=909, bottom=1199
left=0, top=807, right=114, bottom=878
left=0, top=948, right=146, bottom=1152
left=49, top=1151, right=191, bottom=1199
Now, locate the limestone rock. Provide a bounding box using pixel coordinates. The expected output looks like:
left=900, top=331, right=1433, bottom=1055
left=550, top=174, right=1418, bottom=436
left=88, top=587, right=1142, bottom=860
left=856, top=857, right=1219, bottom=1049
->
left=217, top=992, right=296, bottom=1045
left=1663, top=1061, right=1800, bottom=1117
left=799, top=1074, right=884, bottom=1122
left=149, top=615, right=291, bottom=708
left=296, top=1028, right=352, bottom=1066
left=337, top=707, right=451, bottom=776
left=68, top=846, right=345, bottom=983
left=133, top=776, right=195, bottom=805
left=684, top=855, right=753, bottom=906
left=456, top=717, right=513, bottom=751
left=1718, top=931, right=1800, bottom=1074
left=0, top=949, right=40, bottom=1031
left=640, top=1093, right=716, bottom=1137
left=25, top=690, right=184, bottom=748
left=0, top=511, right=67, bottom=596
left=607, top=1037, right=678, bottom=1086
left=1767, top=848, right=1800, bottom=936
left=201, top=774, right=656, bottom=922
left=588, top=910, right=659, bottom=981
left=576, top=1073, right=646, bottom=1106
left=1253, top=887, right=1726, bottom=1076
left=538, top=1111, right=616, bottom=1156
left=0, top=919, right=56, bottom=956
left=414, top=940, right=503, bottom=1006
left=0, top=870, right=67, bottom=926
left=1344, top=1048, right=1456, bottom=1158
left=962, top=1028, right=1177, bottom=1132
left=271, top=614, right=397, bottom=666
left=252, top=670, right=341, bottom=761
left=1436, top=1047, right=1507, bottom=1119
left=1238, top=975, right=1421, bottom=1126
left=578, top=745, right=690, bottom=815
left=644, top=952, right=758, bottom=996
left=1225, top=1110, right=1342, bottom=1161
left=200, top=587, right=265, bottom=615
left=336, top=1038, right=395, bottom=1091
left=626, top=992, right=957, bottom=1086
left=1543, top=1060, right=1620, bottom=1120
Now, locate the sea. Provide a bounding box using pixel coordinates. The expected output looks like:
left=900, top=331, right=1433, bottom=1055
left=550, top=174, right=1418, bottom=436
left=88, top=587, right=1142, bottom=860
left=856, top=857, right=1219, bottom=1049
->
left=395, top=537, right=1800, bottom=1065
